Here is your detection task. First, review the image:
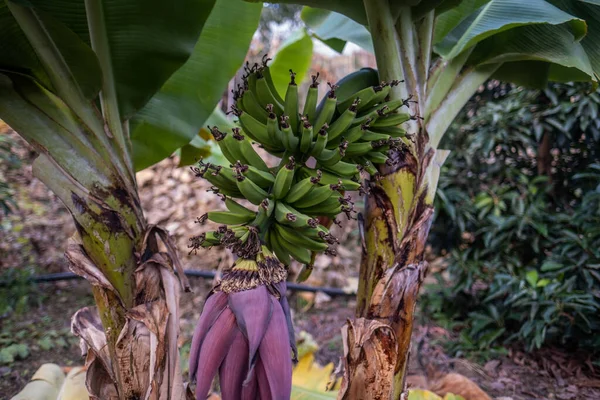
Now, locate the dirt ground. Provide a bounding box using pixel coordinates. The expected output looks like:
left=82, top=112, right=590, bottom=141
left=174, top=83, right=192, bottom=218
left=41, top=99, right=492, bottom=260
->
left=2, top=129, right=600, bottom=399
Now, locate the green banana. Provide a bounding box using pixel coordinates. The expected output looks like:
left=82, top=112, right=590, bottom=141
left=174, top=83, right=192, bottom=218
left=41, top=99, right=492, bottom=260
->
left=350, top=106, right=384, bottom=128
left=327, top=124, right=365, bottom=148
left=314, top=168, right=361, bottom=190
left=244, top=61, right=258, bottom=92
left=303, top=74, right=319, bottom=124
left=230, top=128, right=270, bottom=172
left=335, top=67, right=380, bottom=109
left=353, top=98, right=404, bottom=124
left=274, top=202, right=318, bottom=228
left=368, top=125, right=407, bottom=138
left=313, top=84, right=337, bottom=131
left=371, top=111, right=412, bottom=127
left=357, top=158, right=378, bottom=175
left=280, top=117, right=299, bottom=152
left=290, top=183, right=337, bottom=208
left=275, top=223, right=328, bottom=253
left=256, top=75, right=284, bottom=115
left=235, top=175, right=269, bottom=205
left=345, top=141, right=375, bottom=157
left=261, top=62, right=286, bottom=105
left=272, top=156, right=296, bottom=199
left=337, top=86, right=377, bottom=113
left=327, top=99, right=358, bottom=141
left=316, top=144, right=346, bottom=167
left=299, top=224, right=332, bottom=241
left=276, top=230, right=312, bottom=264
left=209, top=185, right=244, bottom=198
left=194, top=163, right=241, bottom=195
left=359, top=98, right=405, bottom=116
left=267, top=228, right=291, bottom=266
left=241, top=90, right=269, bottom=123
left=224, top=197, right=256, bottom=217
left=266, top=106, right=283, bottom=148
left=360, top=83, right=391, bottom=109
left=362, top=130, right=392, bottom=141
left=237, top=111, right=275, bottom=149
left=284, top=70, right=299, bottom=134
left=234, top=162, right=275, bottom=189
left=310, top=126, right=328, bottom=157
left=285, top=173, right=320, bottom=203
left=251, top=198, right=275, bottom=229
left=366, top=151, right=390, bottom=165
left=322, top=160, right=361, bottom=177
left=204, top=231, right=222, bottom=246
left=210, top=127, right=246, bottom=165
left=299, top=118, right=314, bottom=153
left=296, top=197, right=343, bottom=217
left=207, top=211, right=255, bottom=225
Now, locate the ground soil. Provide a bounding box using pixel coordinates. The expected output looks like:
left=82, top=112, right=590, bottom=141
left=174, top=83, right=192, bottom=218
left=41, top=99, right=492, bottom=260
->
left=1, top=128, right=599, bottom=399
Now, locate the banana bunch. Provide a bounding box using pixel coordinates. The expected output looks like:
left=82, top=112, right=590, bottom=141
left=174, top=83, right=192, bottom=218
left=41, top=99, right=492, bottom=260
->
left=189, top=56, right=413, bottom=276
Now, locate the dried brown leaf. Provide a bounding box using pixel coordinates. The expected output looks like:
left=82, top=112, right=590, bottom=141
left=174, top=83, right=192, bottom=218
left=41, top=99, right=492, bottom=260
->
left=65, top=241, right=118, bottom=297
left=338, top=318, right=398, bottom=400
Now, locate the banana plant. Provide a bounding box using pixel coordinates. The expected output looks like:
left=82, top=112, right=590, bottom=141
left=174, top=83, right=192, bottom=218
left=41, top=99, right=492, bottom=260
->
left=0, top=0, right=261, bottom=398
left=248, top=0, right=600, bottom=398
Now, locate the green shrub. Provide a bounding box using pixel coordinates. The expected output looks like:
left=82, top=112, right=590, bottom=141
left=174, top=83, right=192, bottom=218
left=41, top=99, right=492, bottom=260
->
left=424, top=83, right=600, bottom=354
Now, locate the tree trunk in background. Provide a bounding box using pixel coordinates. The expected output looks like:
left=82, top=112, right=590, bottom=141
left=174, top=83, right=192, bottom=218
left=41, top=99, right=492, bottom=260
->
left=537, top=132, right=553, bottom=185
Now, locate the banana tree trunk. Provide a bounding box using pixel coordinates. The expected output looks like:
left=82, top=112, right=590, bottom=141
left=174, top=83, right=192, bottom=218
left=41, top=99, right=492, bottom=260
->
left=338, top=2, right=494, bottom=399
left=1, top=102, right=191, bottom=400
left=0, top=4, right=190, bottom=396
left=338, top=128, right=447, bottom=400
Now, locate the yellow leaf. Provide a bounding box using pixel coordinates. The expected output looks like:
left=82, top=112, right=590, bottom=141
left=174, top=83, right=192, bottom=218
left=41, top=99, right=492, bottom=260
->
left=291, top=331, right=340, bottom=399
left=292, top=353, right=337, bottom=392
left=408, top=389, right=443, bottom=400
left=443, top=394, right=466, bottom=400
left=11, top=364, right=65, bottom=400
left=57, top=367, right=89, bottom=400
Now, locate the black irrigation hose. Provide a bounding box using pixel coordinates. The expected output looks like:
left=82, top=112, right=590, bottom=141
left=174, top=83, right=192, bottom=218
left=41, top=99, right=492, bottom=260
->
left=15, top=271, right=355, bottom=297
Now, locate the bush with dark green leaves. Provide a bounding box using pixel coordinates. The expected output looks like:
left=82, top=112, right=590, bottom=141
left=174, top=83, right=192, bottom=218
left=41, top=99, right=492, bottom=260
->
left=424, top=82, right=600, bottom=356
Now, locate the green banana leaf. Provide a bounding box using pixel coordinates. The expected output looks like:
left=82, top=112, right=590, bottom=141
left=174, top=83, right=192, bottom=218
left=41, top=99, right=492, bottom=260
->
left=0, top=3, right=102, bottom=101
left=552, top=0, right=600, bottom=76
left=269, top=29, right=314, bottom=98
left=435, top=0, right=599, bottom=85
left=468, top=23, right=595, bottom=87
left=287, top=0, right=600, bottom=87
left=302, top=7, right=373, bottom=52
left=434, top=0, right=586, bottom=59
left=5, top=0, right=216, bottom=119
left=0, top=0, right=262, bottom=172
left=131, top=0, right=262, bottom=170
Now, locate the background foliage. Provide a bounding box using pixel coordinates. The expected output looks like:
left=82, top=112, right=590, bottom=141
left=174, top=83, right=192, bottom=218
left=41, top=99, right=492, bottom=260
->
left=0, top=134, right=20, bottom=215
left=424, top=82, right=600, bottom=356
